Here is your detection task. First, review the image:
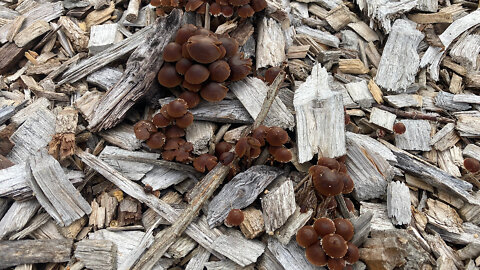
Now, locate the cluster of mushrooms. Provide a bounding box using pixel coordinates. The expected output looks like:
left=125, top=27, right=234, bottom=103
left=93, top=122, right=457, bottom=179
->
left=296, top=217, right=359, bottom=269
left=157, top=24, right=252, bottom=108
left=151, top=0, right=267, bottom=18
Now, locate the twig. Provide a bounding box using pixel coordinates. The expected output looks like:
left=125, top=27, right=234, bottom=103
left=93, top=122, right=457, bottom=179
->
left=204, top=3, right=210, bottom=30
left=294, top=174, right=310, bottom=192
left=252, top=70, right=286, bottom=130
left=372, top=104, right=455, bottom=123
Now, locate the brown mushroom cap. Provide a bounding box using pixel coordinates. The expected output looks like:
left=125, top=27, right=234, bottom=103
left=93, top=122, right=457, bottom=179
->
left=238, top=4, right=255, bottom=18
left=251, top=0, right=267, bottom=12
left=146, top=132, right=166, bottom=149
left=200, top=82, right=228, bottom=102
left=182, top=43, right=193, bottom=60
left=221, top=5, right=234, bottom=17
left=182, top=81, right=202, bottom=92
left=179, top=91, right=201, bottom=108
left=175, top=58, right=193, bottom=75
left=187, top=35, right=222, bottom=64
left=209, top=60, right=231, bottom=82
left=333, top=218, right=354, bottom=241
left=339, top=173, right=354, bottom=194
left=215, top=141, right=233, bottom=157
left=228, top=0, right=249, bottom=6
left=209, top=2, right=221, bottom=15
left=225, top=209, right=244, bottom=226
left=264, top=66, right=282, bottom=85
left=150, top=0, right=161, bottom=6
left=228, top=53, right=252, bottom=81
left=185, top=0, right=203, bottom=12
left=152, top=112, right=172, bottom=128
left=175, top=24, right=197, bottom=45
left=393, top=122, right=406, bottom=134
left=310, top=165, right=344, bottom=197
left=163, top=42, right=182, bottom=62
left=327, top=258, right=346, bottom=270
left=344, top=197, right=355, bottom=212
left=269, top=146, right=292, bottom=163
left=321, top=233, right=348, bottom=258
left=165, top=125, right=186, bottom=138
left=313, top=217, right=336, bottom=237
left=185, top=64, right=210, bottom=85
left=164, top=137, right=186, bottom=151
left=133, top=120, right=157, bottom=140
left=157, top=64, right=182, bottom=88
left=344, top=242, right=359, bottom=264
left=175, top=112, right=194, bottom=129
left=296, top=226, right=318, bottom=248
left=162, top=139, right=193, bottom=163
left=220, top=152, right=235, bottom=165
left=317, top=157, right=340, bottom=171
left=166, top=99, right=188, bottom=118
left=338, top=162, right=347, bottom=174
left=464, top=157, right=480, bottom=173
left=193, top=154, right=218, bottom=173
left=235, top=137, right=261, bottom=159
left=305, top=242, right=328, bottom=266
left=266, top=127, right=289, bottom=146
left=219, top=37, right=239, bottom=58
left=252, top=125, right=268, bottom=146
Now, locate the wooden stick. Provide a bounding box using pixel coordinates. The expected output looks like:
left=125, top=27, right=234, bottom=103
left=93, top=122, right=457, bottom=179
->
left=372, top=104, right=455, bottom=123
left=125, top=0, right=141, bottom=22
left=252, top=69, right=286, bottom=130
left=204, top=3, right=210, bottom=30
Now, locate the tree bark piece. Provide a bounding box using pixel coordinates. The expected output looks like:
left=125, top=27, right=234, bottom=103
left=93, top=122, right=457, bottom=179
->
left=14, top=20, right=50, bottom=47
left=274, top=207, right=312, bottom=245
left=267, top=237, right=317, bottom=270
left=0, top=200, right=40, bottom=240
left=256, top=17, right=285, bottom=69
left=189, top=100, right=253, bottom=124
left=395, top=119, right=432, bottom=151
left=74, top=239, right=117, bottom=270
left=387, top=181, right=411, bottom=225
left=88, top=24, right=122, bottom=55
left=261, top=180, right=296, bottom=234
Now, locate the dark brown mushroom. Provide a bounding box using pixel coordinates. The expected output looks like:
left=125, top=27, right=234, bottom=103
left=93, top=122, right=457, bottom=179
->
left=268, top=146, right=292, bottom=163
left=175, top=112, right=194, bottom=128
left=150, top=0, right=161, bottom=6
left=219, top=37, right=239, bottom=58
left=179, top=91, right=201, bottom=108
left=175, top=58, right=193, bottom=75
left=305, top=241, right=328, bottom=266
left=185, top=0, right=204, bottom=12
left=333, top=218, right=354, bottom=241
left=228, top=53, right=252, bottom=81
left=185, top=64, right=210, bottom=85
left=235, top=137, right=262, bottom=159
left=193, top=154, right=218, bottom=173
left=146, top=132, right=166, bottom=149
left=238, top=4, right=255, bottom=18
left=296, top=225, right=318, bottom=248
left=209, top=2, right=221, bottom=15
left=464, top=157, right=480, bottom=173
left=152, top=112, right=172, bottom=128
left=321, top=233, right=348, bottom=258
left=344, top=242, right=359, bottom=264
left=225, top=209, right=244, bottom=226
left=266, top=126, right=289, bottom=146
left=317, top=157, right=340, bottom=171
left=344, top=197, right=355, bottom=212
left=157, top=64, right=182, bottom=88
left=313, top=217, right=336, bottom=237
left=165, top=125, right=186, bottom=138
left=228, top=0, right=249, bottom=6
left=186, top=35, right=223, bottom=64
left=215, top=141, right=233, bottom=157
left=200, top=82, right=228, bottom=102
left=133, top=120, right=157, bottom=140
left=163, top=42, right=182, bottom=62
left=251, top=0, right=267, bottom=12
left=309, top=165, right=344, bottom=197
left=166, top=99, right=188, bottom=118
left=252, top=125, right=268, bottom=146
left=220, top=152, right=235, bottom=165
left=209, top=60, right=231, bottom=82
left=162, top=139, right=193, bottom=163
left=339, top=173, right=354, bottom=194
left=327, top=258, right=346, bottom=270
left=221, top=5, right=234, bottom=17
left=175, top=24, right=197, bottom=45
left=182, top=81, right=202, bottom=92
left=393, top=122, right=406, bottom=134
left=264, top=66, right=282, bottom=85
left=182, top=43, right=193, bottom=60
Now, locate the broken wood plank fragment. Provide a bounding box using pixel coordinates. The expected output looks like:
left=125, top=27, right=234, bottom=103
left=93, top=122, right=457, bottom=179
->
left=86, top=67, right=123, bottom=91
left=347, top=21, right=379, bottom=42
left=345, top=80, right=374, bottom=107
left=261, top=180, right=296, bottom=234
left=395, top=120, right=432, bottom=151
left=267, top=237, right=317, bottom=270
left=239, top=207, right=264, bottom=239
left=14, top=20, right=50, bottom=47
left=88, top=24, right=122, bottom=55
left=256, top=17, right=285, bottom=69
left=387, top=181, right=411, bottom=225
left=275, top=206, right=312, bottom=245
left=338, top=59, right=369, bottom=74
left=369, top=107, right=396, bottom=131
left=408, top=12, right=453, bottom=24
left=74, top=239, right=117, bottom=270
left=430, top=123, right=459, bottom=151
left=0, top=200, right=40, bottom=240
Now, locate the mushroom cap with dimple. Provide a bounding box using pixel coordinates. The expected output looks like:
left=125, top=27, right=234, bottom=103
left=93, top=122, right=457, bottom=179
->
left=166, top=99, right=188, bottom=118
left=321, top=233, right=348, bottom=258
left=133, top=120, right=157, bottom=140
left=187, top=35, right=223, bottom=64
left=193, top=154, right=218, bottom=173
left=266, top=127, right=289, bottom=146
left=175, top=24, right=197, bottom=45
left=146, top=132, right=166, bottom=149
left=310, top=165, right=344, bottom=197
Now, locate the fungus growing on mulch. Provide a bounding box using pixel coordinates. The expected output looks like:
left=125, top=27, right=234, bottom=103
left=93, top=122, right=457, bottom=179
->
left=313, top=217, right=336, bottom=237
left=295, top=225, right=318, bottom=248
left=464, top=157, right=480, bottom=173
left=193, top=153, right=218, bottom=172
left=393, top=122, right=406, bottom=134
left=225, top=208, right=244, bottom=226
left=152, top=0, right=267, bottom=18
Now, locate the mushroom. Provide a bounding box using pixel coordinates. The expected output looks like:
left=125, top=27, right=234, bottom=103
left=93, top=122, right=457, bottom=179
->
left=339, top=173, right=354, bottom=194
left=193, top=154, right=218, bottom=172
left=185, top=64, right=210, bottom=84
left=219, top=37, right=238, bottom=58
left=165, top=125, right=186, bottom=138
left=152, top=112, right=172, bottom=128
left=296, top=225, right=318, bottom=248
left=264, top=66, right=282, bottom=85
left=215, top=141, right=233, bottom=157
left=175, top=24, right=197, bottom=45
left=133, top=120, right=157, bottom=140
left=175, top=112, right=194, bottom=129
left=333, top=218, right=354, bottom=241
left=344, top=242, right=359, bottom=264
left=162, top=139, right=193, bottom=163
left=182, top=81, right=202, bottom=92
left=321, top=233, right=348, bottom=258
left=228, top=0, right=249, bottom=6
left=266, top=126, right=289, bottom=146
left=209, top=2, right=221, bottom=15
left=305, top=241, right=328, bottom=266
left=146, top=132, right=166, bottom=149
left=220, top=152, right=235, bottom=165
left=344, top=197, right=355, bottom=213
left=200, top=82, right=228, bottom=102
left=225, top=209, right=244, bottom=226
left=166, top=99, right=188, bottom=118
left=228, top=53, right=252, bottom=81
left=268, top=146, right=292, bottom=163
left=163, top=42, right=182, bottom=62
left=309, top=165, right=344, bottom=197
left=179, top=91, right=201, bottom=108
left=209, top=60, right=231, bottom=82
left=235, top=137, right=261, bottom=159
left=157, top=64, right=182, bottom=88
left=317, top=157, right=340, bottom=171
left=327, top=258, right=346, bottom=270
left=238, top=4, right=255, bottom=18
left=252, top=125, right=268, bottom=146
left=186, top=35, right=223, bottom=64
left=185, top=0, right=204, bottom=12
left=313, top=217, right=336, bottom=237
left=393, top=122, right=406, bottom=134
left=221, top=5, right=234, bottom=17
left=338, top=162, right=347, bottom=174
left=175, top=58, right=193, bottom=75
left=464, top=157, right=480, bottom=173
left=251, top=0, right=267, bottom=12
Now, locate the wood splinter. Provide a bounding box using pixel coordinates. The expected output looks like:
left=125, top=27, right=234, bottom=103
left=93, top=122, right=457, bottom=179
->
left=48, top=107, right=78, bottom=160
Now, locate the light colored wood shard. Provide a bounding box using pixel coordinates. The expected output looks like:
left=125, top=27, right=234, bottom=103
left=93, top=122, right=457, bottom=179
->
left=367, top=79, right=383, bottom=104
left=256, top=17, right=285, bottom=69
left=347, top=132, right=397, bottom=162
left=10, top=97, right=49, bottom=126
left=230, top=77, right=295, bottom=130
left=89, top=24, right=122, bottom=55
left=58, top=16, right=88, bottom=52
left=28, top=149, right=91, bottom=226
left=189, top=100, right=253, bottom=124
left=395, top=120, right=432, bottom=151
left=466, top=72, right=480, bottom=88
left=338, top=59, right=369, bottom=74
left=345, top=80, right=374, bottom=107
left=207, top=165, right=284, bottom=228
left=74, top=91, right=105, bottom=121
left=7, top=108, right=55, bottom=164
left=239, top=207, right=265, bottom=239
left=325, top=5, right=352, bottom=31
left=267, top=238, right=317, bottom=270
left=355, top=0, right=417, bottom=32
left=408, top=11, right=452, bottom=24
left=347, top=21, right=379, bottom=42
left=384, top=94, right=423, bottom=108
left=435, top=91, right=471, bottom=111
left=437, top=149, right=461, bottom=177
left=6, top=15, right=25, bottom=43
left=294, top=64, right=346, bottom=162
left=99, top=123, right=142, bottom=150
left=185, top=246, right=210, bottom=270
left=261, top=180, right=296, bottom=234
left=460, top=192, right=480, bottom=224
left=186, top=121, right=216, bottom=155
left=455, top=111, right=480, bottom=137
left=420, top=10, right=480, bottom=81
left=212, top=229, right=265, bottom=267
left=453, top=94, right=480, bottom=104
left=0, top=200, right=40, bottom=240
left=142, top=166, right=190, bottom=191
left=369, top=107, right=396, bottom=131
left=430, top=123, right=460, bottom=151
left=463, top=144, right=480, bottom=161
left=346, top=134, right=393, bottom=201
left=450, top=34, right=480, bottom=71
left=426, top=198, right=463, bottom=234
left=416, top=0, right=437, bottom=12
left=275, top=207, right=312, bottom=245
left=14, top=20, right=50, bottom=47
left=0, top=239, right=73, bottom=268
left=387, top=181, right=411, bottom=225
left=360, top=202, right=395, bottom=232
left=168, top=235, right=197, bottom=259
left=287, top=45, right=310, bottom=59
left=329, top=75, right=357, bottom=108
left=296, top=25, right=340, bottom=47
left=86, top=67, right=123, bottom=91
left=375, top=19, right=424, bottom=94
left=449, top=72, right=463, bottom=94
left=74, top=239, right=117, bottom=270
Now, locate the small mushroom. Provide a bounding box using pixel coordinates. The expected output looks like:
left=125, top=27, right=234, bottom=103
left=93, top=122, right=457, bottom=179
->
left=252, top=125, right=268, bottom=146
left=179, top=91, right=201, bottom=108
left=162, top=139, right=193, bottom=163
left=133, top=120, right=157, bottom=140
left=235, top=137, right=261, bottom=159
left=339, top=173, right=354, bottom=194
left=228, top=53, right=252, bottom=81
left=309, top=165, right=344, bottom=197
left=225, top=209, right=244, bottom=226
left=264, top=66, right=282, bottom=85
left=182, top=81, right=202, bottom=92
left=215, top=141, right=233, bottom=157
left=193, top=154, right=218, bottom=172
left=200, top=82, right=228, bottom=102
left=209, top=60, right=231, bottom=82
left=157, top=64, right=182, bottom=88
left=175, top=58, right=193, bottom=75
left=317, top=157, right=340, bottom=171
left=321, top=233, right=348, bottom=258
left=464, top=157, right=480, bottom=173
left=175, top=112, right=194, bottom=129
left=219, top=37, right=238, bottom=58
left=186, top=35, right=223, bottom=64
left=166, top=99, right=188, bottom=118
left=313, top=217, right=336, bottom=237
left=343, top=242, right=359, bottom=264
left=344, top=197, right=355, bottom=213
left=165, top=125, right=186, bottom=138
left=296, top=225, right=318, bottom=248
left=327, top=258, right=346, bottom=270
left=185, top=0, right=204, bottom=12
left=333, top=218, right=354, bottom=241
left=305, top=241, right=328, bottom=266
left=185, top=64, right=210, bottom=85
left=268, top=146, right=292, bottom=163
left=266, top=126, right=289, bottom=146
left=152, top=112, right=172, bottom=128
left=175, top=24, right=197, bottom=45
left=250, top=0, right=267, bottom=12
left=228, top=0, right=249, bottom=6
left=146, top=132, right=166, bottom=149
left=163, top=42, right=182, bottom=62
left=220, top=152, right=235, bottom=165
left=209, top=2, right=221, bottom=15
left=238, top=4, right=255, bottom=18
left=393, top=122, right=406, bottom=134
left=221, top=5, right=234, bottom=17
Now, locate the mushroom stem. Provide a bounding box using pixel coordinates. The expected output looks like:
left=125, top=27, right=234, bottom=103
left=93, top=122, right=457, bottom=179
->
left=252, top=69, right=286, bottom=130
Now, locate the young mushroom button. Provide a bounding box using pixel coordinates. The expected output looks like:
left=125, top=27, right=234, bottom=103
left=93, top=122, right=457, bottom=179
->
left=321, top=233, right=348, bottom=258
left=296, top=226, right=318, bottom=248
left=225, top=209, right=244, bottom=226
left=305, top=242, right=328, bottom=266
